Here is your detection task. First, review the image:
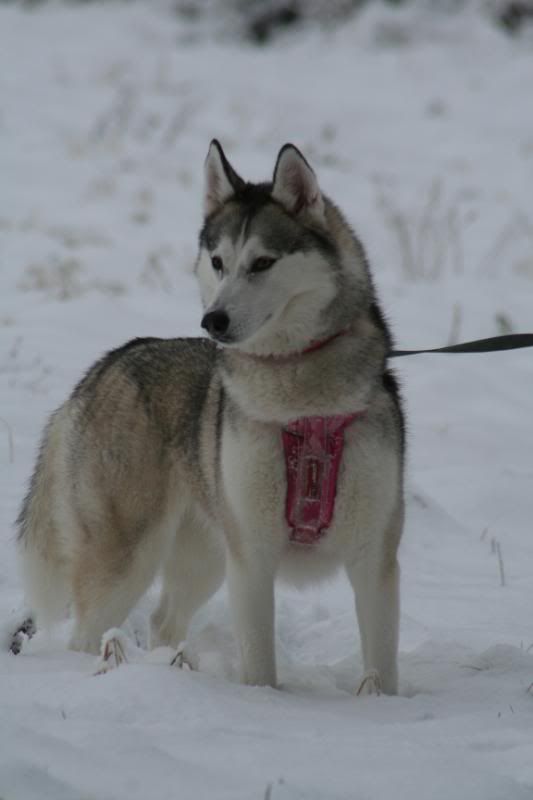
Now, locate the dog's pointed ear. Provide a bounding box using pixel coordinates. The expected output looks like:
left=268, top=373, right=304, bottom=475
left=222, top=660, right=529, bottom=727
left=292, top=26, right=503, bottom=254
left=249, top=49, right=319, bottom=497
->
left=203, top=140, right=244, bottom=216
left=271, top=144, right=325, bottom=223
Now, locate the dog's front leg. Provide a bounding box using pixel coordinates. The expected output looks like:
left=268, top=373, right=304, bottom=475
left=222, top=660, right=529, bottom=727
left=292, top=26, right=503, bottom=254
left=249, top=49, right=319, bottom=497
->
left=345, top=553, right=400, bottom=696
left=226, top=551, right=277, bottom=687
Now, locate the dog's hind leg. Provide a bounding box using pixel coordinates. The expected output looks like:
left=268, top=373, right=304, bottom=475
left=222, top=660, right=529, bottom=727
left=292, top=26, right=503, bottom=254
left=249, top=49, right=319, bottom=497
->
left=150, top=513, right=225, bottom=651
left=70, top=529, right=166, bottom=655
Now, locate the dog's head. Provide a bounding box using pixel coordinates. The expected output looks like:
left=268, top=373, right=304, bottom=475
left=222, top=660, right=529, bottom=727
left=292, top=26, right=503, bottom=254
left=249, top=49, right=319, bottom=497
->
left=196, top=141, right=368, bottom=355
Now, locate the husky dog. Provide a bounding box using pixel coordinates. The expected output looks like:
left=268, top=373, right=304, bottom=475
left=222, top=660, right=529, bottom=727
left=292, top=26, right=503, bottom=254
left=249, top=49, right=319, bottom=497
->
left=17, top=141, right=404, bottom=694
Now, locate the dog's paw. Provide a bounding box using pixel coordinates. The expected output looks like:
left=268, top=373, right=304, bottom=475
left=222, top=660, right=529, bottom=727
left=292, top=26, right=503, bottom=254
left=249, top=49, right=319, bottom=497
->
left=170, top=641, right=197, bottom=671
left=94, top=629, right=129, bottom=675
left=356, top=669, right=382, bottom=697
left=9, top=616, right=36, bottom=655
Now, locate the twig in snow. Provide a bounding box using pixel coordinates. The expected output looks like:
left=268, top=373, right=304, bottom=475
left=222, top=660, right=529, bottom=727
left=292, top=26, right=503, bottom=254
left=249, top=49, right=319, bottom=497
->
left=264, top=778, right=285, bottom=798
left=0, top=417, right=14, bottom=463
left=447, top=303, right=462, bottom=346
left=489, top=537, right=506, bottom=587
left=496, top=541, right=506, bottom=587
left=495, top=312, right=514, bottom=335
left=447, top=204, right=465, bottom=275
left=377, top=178, right=467, bottom=281
left=478, top=209, right=533, bottom=278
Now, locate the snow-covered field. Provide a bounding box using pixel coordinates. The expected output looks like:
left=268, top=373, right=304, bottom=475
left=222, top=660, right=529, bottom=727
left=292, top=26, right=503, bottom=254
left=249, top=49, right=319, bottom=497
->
left=1, top=2, right=533, bottom=798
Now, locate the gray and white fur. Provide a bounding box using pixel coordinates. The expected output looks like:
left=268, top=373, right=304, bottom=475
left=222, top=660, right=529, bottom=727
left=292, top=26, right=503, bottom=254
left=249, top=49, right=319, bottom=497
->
left=17, top=141, right=405, bottom=694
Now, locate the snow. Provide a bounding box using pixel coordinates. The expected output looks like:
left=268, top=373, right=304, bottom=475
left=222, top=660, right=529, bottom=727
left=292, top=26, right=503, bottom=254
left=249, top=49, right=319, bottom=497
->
left=1, top=2, right=533, bottom=798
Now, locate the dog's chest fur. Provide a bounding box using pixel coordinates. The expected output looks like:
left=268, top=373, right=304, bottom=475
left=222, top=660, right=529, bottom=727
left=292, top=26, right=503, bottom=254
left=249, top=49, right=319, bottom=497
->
left=217, top=391, right=400, bottom=573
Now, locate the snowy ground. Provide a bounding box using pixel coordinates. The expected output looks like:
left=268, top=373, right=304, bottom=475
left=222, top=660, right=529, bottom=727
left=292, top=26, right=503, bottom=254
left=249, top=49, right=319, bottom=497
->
left=1, top=2, right=533, bottom=798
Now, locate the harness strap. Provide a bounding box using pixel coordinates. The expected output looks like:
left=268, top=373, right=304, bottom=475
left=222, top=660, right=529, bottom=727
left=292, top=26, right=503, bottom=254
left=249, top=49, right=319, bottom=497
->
left=283, top=412, right=365, bottom=546
left=391, top=333, right=533, bottom=357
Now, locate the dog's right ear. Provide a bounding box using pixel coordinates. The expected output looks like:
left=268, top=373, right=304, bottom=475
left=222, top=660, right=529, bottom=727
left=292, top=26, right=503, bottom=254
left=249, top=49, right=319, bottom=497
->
left=272, top=144, right=325, bottom=224
left=203, top=140, right=244, bottom=216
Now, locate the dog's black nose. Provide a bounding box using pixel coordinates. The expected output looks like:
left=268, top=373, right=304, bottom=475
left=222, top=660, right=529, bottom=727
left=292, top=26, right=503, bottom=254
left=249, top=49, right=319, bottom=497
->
left=201, top=309, right=230, bottom=338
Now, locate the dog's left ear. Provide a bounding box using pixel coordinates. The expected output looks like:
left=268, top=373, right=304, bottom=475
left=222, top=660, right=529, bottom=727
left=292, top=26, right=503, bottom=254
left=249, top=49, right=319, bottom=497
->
left=204, top=139, right=245, bottom=216
left=272, top=144, right=325, bottom=223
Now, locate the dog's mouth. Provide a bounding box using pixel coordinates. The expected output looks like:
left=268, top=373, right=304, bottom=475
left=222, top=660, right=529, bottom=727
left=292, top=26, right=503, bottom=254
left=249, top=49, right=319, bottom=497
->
left=206, top=330, right=235, bottom=345
left=201, top=311, right=273, bottom=348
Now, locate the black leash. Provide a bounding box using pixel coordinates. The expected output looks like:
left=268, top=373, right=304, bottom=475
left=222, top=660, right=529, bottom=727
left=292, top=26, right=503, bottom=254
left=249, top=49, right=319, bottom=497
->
left=391, top=333, right=533, bottom=358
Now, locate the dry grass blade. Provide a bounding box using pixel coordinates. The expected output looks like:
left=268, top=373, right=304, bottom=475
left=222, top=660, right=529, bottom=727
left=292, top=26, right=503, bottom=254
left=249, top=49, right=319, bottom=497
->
left=0, top=417, right=14, bottom=463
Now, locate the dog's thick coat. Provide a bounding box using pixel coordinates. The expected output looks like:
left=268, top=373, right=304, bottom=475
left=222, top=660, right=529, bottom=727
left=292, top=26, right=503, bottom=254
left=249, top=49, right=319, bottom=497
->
left=18, top=142, right=405, bottom=693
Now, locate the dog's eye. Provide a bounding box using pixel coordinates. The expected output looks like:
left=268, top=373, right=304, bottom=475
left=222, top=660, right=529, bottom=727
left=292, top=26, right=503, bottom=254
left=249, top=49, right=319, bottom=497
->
left=211, top=255, right=223, bottom=273
left=250, top=257, right=276, bottom=274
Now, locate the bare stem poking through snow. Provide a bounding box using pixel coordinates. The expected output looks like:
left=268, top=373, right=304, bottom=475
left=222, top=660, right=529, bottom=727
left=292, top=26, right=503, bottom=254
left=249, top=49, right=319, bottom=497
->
left=0, top=417, right=14, bottom=464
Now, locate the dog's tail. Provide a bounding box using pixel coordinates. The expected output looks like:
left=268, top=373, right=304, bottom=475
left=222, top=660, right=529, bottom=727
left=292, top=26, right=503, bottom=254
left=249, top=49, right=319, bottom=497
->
left=16, top=410, right=72, bottom=630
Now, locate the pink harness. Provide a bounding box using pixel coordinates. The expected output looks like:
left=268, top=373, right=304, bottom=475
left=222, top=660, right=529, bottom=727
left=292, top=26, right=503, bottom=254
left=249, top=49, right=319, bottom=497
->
left=238, top=327, right=362, bottom=546
left=282, top=412, right=364, bottom=546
